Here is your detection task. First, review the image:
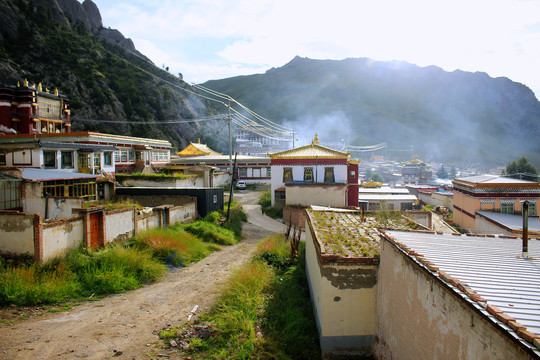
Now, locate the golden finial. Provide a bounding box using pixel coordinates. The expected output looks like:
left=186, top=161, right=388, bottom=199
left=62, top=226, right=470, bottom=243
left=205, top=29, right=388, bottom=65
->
left=17, top=81, right=20, bottom=87
left=23, top=78, right=28, bottom=87
left=45, top=88, right=49, bottom=93
left=37, top=83, right=42, bottom=91
left=312, top=133, right=320, bottom=145
left=54, top=88, right=58, bottom=96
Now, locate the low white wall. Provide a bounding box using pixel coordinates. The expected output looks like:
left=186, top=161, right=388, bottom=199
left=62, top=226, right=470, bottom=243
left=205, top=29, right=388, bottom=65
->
left=105, top=209, right=135, bottom=243
left=42, top=218, right=84, bottom=260
left=287, top=185, right=346, bottom=207
left=0, top=213, right=34, bottom=257
left=137, top=210, right=161, bottom=232
left=170, top=203, right=197, bottom=224
left=118, top=176, right=202, bottom=188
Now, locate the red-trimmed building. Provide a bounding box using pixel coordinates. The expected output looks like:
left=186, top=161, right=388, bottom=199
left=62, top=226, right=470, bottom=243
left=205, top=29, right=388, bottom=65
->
left=269, top=135, right=359, bottom=208
left=0, top=80, right=71, bottom=135
left=452, top=174, right=540, bottom=233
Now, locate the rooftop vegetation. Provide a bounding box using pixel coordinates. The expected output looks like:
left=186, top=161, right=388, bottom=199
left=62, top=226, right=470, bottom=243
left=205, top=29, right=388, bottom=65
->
left=309, top=209, right=420, bottom=258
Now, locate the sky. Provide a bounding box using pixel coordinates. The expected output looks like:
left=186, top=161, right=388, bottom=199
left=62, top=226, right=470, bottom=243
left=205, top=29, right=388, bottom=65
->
left=89, top=0, right=540, bottom=98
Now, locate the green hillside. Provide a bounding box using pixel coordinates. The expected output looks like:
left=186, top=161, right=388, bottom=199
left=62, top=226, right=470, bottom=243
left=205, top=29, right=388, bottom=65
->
left=0, top=0, right=225, bottom=152
left=204, top=57, right=540, bottom=167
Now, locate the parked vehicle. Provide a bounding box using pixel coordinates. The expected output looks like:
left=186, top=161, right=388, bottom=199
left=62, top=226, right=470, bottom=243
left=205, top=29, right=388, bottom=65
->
left=236, top=181, right=246, bottom=190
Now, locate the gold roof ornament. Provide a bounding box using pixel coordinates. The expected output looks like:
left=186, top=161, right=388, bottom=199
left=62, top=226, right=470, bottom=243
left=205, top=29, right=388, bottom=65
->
left=17, top=81, right=20, bottom=87
left=37, top=83, right=42, bottom=91
left=54, top=88, right=59, bottom=96
left=311, top=133, right=320, bottom=145
left=23, top=78, right=28, bottom=87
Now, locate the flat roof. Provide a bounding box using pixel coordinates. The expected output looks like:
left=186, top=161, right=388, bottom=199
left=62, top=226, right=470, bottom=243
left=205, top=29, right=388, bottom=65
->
left=358, top=186, right=410, bottom=194
left=358, top=194, right=418, bottom=201
left=455, top=174, right=536, bottom=185
left=21, top=169, right=98, bottom=181
left=386, top=230, right=540, bottom=353
left=477, top=211, right=540, bottom=233
left=307, top=209, right=421, bottom=258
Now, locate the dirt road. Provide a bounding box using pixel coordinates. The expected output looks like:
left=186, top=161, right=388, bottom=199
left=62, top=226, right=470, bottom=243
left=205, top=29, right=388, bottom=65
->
left=0, top=191, right=285, bottom=360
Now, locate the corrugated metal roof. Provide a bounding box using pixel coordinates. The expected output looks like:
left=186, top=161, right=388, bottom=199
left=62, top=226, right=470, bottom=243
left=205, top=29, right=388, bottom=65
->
left=358, top=194, right=418, bottom=201
left=386, top=230, right=540, bottom=352
left=477, top=211, right=540, bottom=233
left=456, top=174, right=535, bottom=184
left=358, top=186, right=410, bottom=194
left=21, top=169, right=98, bottom=181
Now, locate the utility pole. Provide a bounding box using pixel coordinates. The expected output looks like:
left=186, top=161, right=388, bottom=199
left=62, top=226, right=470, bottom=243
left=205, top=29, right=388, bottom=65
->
left=228, top=99, right=232, bottom=175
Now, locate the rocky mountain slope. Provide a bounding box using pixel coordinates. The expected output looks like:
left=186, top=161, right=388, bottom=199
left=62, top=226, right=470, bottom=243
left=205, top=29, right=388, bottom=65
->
left=0, top=0, right=225, bottom=152
left=204, top=57, right=540, bottom=167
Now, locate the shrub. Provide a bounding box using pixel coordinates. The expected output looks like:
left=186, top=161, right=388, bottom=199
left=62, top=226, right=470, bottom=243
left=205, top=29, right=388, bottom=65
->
left=182, top=221, right=237, bottom=245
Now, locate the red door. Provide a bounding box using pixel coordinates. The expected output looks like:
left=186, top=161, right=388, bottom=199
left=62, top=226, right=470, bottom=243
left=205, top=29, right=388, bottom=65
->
left=89, top=212, right=101, bottom=248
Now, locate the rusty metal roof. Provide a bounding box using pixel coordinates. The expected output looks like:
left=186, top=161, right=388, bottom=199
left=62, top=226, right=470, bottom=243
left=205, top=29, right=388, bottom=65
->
left=386, top=230, right=540, bottom=354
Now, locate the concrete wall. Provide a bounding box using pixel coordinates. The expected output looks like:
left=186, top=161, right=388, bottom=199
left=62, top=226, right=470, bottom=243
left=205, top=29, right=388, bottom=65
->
left=105, top=209, right=135, bottom=243
left=170, top=203, right=197, bottom=224
left=403, top=211, right=432, bottom=230
left=305, top=215, right=377, bottom=358
left=0, top=202, right=197, bottom=262
left=118, top=176, right=202, bottom=188
left=286, top=184, right=346, bottom=207
left=42, top=217, right=84, bottom=260
left=376, top=238, right=536, bottom=360
left=0, top=212, right=35, bottom=257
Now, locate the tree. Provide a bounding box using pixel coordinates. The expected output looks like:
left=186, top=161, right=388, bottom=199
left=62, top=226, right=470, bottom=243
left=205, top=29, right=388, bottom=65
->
left=503, top=156, right=538, bottom=181
left=437, top=165, right=448, bottom=179
left=371, top=172, right=383, bottom=183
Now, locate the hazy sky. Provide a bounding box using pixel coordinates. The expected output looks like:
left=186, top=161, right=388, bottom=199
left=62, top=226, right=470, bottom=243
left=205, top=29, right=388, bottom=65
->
left=90, top=0, right=540, bottom=98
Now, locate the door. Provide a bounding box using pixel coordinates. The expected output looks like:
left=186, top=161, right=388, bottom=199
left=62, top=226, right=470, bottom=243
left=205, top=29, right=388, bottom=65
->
left=89, top=212, right=101, bottom=248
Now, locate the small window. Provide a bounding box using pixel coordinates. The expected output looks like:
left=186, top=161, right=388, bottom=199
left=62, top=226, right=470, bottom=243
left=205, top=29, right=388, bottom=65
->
left=120, top=151, right=128, bottom=162
left=304, top=167, right=313, bottom=182
left=103, top=151, right=112, bottom=166
left=283, top=167, right=293, bottom=182
left=527, top=202, right=536, bottom=216
left=0, top=151, right=6, bottom=165
left=239, top=168, right=247, bottom=177
left=501, top=202, right=514, bottom=214
left=324, top=167, right=335, bottom=183
left=128, top=151, right=135, bottom=162
left=114, top=151, right=119, bottom=162
left=43, top=150, right=56, bottom=168
left=213, top=195, right=217, bottom=203
left=61, top=151, right=73, bottom=169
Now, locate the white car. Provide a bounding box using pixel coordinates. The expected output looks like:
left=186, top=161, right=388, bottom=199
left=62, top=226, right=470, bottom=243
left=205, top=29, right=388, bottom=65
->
left=236, top=181, right=246, bottom=190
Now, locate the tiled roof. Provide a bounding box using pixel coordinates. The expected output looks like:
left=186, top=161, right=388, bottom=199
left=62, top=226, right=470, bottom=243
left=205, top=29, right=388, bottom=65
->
left=385, top=230, right=540, bottom=352
left=269, top=143, right=348, bottom=159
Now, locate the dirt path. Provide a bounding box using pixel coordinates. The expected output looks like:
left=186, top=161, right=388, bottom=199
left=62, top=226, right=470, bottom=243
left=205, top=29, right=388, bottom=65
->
left=0, top=191, right=285, bottom=360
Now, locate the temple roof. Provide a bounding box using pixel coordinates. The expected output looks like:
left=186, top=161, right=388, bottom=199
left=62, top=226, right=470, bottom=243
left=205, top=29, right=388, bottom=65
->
left=269, top=135, right=349, bottom=159
left=177, top=141, right=221, bottom=157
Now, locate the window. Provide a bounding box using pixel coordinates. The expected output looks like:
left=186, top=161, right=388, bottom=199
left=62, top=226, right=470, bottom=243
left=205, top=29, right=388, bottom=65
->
left=527, top=202, right=537, bottom=216
left=93, top=154, right=101, bottom=168
left=61, top=151, right=73, bottom=169
left=120, top=150, right=128, bottom=162
left=128, top=151, right=135, bottom=162
left=324, top=167, right=335, bottom=183
left=0, top=179, right=21, bottom=210
left=103, top=152, right=112, bottom=166
left=501, top=201, right=514, bottom=214
left=43, top=178, right=97, bottom=200
left=114, top=151, right=120, bottom=162
left=304, top=167, right=313, bottom=182
left=239, top=168, right=248, bottom=177
left=0, top=151, right=5, bottom=165
left=283, top=167, right=293, bottom=182
left=43, top=150, right=56, bottom=168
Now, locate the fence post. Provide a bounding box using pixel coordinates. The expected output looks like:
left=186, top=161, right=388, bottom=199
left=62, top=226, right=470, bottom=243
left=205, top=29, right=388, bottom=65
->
left=33, top=213, right=43, bottom=263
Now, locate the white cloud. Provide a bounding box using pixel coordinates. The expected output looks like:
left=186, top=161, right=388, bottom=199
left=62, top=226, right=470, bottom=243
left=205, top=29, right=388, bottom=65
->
left=92, top=0, right=540, bottom=95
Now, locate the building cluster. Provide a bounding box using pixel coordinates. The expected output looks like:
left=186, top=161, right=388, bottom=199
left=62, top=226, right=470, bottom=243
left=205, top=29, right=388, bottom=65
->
left=1, top=81, right=540, bottom=359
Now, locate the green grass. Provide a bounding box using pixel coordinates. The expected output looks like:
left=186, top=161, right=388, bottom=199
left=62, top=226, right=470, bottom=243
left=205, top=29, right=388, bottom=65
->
left=159, top=235, right=320, bottom=359
left=0, top=216, right=238, bottom=307
left=258, top=191, right=283, bottom=219
left=83, top=198, right=143, bottom=210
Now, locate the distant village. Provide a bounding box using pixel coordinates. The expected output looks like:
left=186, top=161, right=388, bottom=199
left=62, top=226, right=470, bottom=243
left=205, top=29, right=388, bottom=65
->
left=1, top=81, right=539, bottom=359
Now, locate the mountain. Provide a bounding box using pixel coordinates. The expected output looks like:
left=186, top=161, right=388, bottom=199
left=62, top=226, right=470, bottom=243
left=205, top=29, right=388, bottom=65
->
left=203, top=56, right=540, bottom=168
left=0, top=0, right=225, bottom=152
